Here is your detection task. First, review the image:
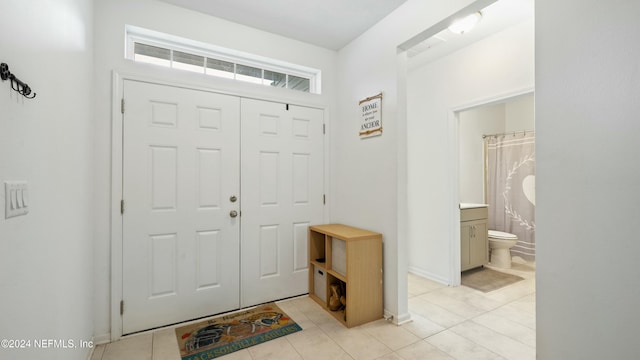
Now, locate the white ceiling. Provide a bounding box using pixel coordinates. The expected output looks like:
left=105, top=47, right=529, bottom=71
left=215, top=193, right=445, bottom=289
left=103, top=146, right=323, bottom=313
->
left=406, top=0, right=534, bottom=68
left=159, top=0, right=407, bottom=50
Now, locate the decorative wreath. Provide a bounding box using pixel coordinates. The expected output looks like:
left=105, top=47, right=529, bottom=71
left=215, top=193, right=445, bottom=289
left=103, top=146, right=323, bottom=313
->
left=502, top=152, right=536, bottom=231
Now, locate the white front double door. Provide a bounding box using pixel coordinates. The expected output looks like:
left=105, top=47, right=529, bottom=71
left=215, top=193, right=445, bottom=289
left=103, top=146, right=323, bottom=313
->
left=121, top=80, right=324, bottom=334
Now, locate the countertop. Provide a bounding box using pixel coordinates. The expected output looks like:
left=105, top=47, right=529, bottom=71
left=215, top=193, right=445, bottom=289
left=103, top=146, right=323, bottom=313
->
left=459, top=203, right=489, bottom=209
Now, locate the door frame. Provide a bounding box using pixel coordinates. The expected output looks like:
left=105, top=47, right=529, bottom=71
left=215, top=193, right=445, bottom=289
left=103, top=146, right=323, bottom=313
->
left=110, top=70, right=330, bottom=341
left=447, top=87, right=535, bottom=286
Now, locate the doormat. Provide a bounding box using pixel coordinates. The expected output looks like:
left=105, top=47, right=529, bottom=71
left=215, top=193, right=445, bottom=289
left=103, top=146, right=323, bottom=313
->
left=175, top=303, right=302, bottom=360
left=461, top=267, right=524, bottom=293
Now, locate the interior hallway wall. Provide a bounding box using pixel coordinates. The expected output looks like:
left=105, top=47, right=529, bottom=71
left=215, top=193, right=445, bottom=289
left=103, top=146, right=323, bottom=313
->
left=93, top=0, right=338, bottom=341
left=334, top=0, right=477, bottom=322
left=406, top=19, right=534, bottom=283
left=536, top=0, right=640, bottom=358
left=0, top=0, right=94, bottom=359
left=504, top=94, right=534, bottom=132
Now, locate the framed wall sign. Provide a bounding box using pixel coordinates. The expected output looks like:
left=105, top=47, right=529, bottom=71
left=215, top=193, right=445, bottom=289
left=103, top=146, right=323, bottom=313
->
left=359, top=92, right=383, bottom=138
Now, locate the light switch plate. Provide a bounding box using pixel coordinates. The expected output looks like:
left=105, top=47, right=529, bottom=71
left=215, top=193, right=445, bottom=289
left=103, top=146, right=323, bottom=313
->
left=5, top=181, right=29, bottom=219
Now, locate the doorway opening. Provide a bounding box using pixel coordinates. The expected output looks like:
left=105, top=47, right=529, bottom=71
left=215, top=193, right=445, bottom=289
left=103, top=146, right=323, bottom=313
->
left=457, top=93, right=536, bottom=271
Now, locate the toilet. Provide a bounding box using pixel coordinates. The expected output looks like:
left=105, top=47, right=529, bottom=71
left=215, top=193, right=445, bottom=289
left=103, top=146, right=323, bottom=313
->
left=488, top=230, right=518, bottom=268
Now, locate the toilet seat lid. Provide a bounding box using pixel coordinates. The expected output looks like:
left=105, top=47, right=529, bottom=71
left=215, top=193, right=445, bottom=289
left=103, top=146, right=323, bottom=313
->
left=488, top=230, right=518, bottom=240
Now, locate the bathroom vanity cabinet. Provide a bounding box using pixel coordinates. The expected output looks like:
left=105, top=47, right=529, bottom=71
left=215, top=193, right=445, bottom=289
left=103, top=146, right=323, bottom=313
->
left=460, top=206, right=488, bottom=271
left=308, top=224, right=383, bottom=328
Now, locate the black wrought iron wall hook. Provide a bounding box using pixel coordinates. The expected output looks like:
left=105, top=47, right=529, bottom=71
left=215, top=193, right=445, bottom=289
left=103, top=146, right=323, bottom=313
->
left=1, top=63, right=36, bottom=99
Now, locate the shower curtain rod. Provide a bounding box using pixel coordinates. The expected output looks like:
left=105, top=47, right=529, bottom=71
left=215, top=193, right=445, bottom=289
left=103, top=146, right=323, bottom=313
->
left=482, top=129, right=534, bottom=139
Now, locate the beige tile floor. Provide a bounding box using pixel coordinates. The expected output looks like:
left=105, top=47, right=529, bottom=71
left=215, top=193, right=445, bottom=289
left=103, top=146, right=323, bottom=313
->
left=91, top=261, right=535, bottom=360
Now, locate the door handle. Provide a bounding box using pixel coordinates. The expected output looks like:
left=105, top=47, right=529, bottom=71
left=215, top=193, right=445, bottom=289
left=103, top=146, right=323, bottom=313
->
left=230, top=210, right=238, bottom=218
left=230, top=195, right=237, bottom=203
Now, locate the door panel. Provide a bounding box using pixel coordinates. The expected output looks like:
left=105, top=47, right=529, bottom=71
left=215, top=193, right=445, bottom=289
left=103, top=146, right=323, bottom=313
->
left=240, top=99, right=324, bottom=307
left=121, top=81, right=324, bottom=333
left=470, top=222, right=488, bottom=266
left=122, top=80, right=240, bottom=334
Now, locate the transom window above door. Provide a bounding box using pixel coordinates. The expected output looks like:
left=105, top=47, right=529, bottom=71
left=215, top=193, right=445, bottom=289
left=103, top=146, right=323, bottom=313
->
left=125, top=25, right=321, bottom=94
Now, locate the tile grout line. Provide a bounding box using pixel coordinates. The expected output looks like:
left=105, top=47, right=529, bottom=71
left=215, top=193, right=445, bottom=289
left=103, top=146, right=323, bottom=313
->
left=96, top=344, right=104, bottom=360
left=150, top=333, right=155, bottom=360
left=317, top=324, right=357, bottom=360
left=424, top=322, right=504, bottom=360
left=283, top=336, right=304, bottom=360
left=444, top=294, right=537, bottom=354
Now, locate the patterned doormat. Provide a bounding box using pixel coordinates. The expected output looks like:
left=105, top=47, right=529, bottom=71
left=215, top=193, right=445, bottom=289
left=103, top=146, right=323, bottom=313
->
left=462, top=267, right=524, bottom=292
left=175, top=303, right=302, bottom=360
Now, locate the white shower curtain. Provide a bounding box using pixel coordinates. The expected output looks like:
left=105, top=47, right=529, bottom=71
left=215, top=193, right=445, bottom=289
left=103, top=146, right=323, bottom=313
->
left=486, top=132, right=536, bottom=261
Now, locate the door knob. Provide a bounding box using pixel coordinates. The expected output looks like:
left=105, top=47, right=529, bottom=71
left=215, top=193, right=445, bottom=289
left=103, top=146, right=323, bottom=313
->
left=230, top=210, right=238, bottom=218
left=230, top=195, right=237, bottom=203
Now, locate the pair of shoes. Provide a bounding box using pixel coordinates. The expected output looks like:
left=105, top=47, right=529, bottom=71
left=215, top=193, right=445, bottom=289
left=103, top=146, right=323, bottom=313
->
left=329, top=283, right=344, bottom=311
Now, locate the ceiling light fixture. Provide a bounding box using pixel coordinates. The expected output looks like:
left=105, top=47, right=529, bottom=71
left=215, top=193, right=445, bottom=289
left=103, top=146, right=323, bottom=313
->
left=448, top=12, right=483, bottom=35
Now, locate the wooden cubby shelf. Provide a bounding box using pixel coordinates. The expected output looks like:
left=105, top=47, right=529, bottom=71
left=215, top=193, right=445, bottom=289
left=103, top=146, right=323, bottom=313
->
left=308, top=224, right=383, bottom=328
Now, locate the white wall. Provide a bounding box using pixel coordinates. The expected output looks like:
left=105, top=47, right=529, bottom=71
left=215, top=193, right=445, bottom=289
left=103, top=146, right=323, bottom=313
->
left=93, top=0, right=338, bottom=340
left=406, top=19, right=534, bottom=282
left=334, top=0, right=477, bottom=323
left=536, top=0, right=640, bottom=358
left=0, top=0, right=94, bottom=359
left=505, top=94, right=534, bottom=132
left=459, top=103, right=505, bottom=203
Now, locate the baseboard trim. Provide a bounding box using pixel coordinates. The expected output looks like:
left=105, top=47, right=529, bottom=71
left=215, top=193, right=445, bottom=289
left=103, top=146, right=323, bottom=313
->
left=395, top=312, right=412, bottom=325
left=94, top=333, right=111, bottom=345
left=383, top=309, right=412, bottom=326
left=408, top=266, right=450, bottom=285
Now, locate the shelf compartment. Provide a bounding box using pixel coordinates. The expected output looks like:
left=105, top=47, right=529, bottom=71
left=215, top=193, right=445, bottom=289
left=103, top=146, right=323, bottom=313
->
left=326, top=274, right=347, bottom=325
left=309, top=230, right=326, bottom=264
left=331, top=237, right=347, bottom=277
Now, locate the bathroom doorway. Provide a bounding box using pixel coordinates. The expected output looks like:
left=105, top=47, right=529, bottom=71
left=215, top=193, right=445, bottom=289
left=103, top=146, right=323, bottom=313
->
left=457, top=93, right=536, bottom=269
